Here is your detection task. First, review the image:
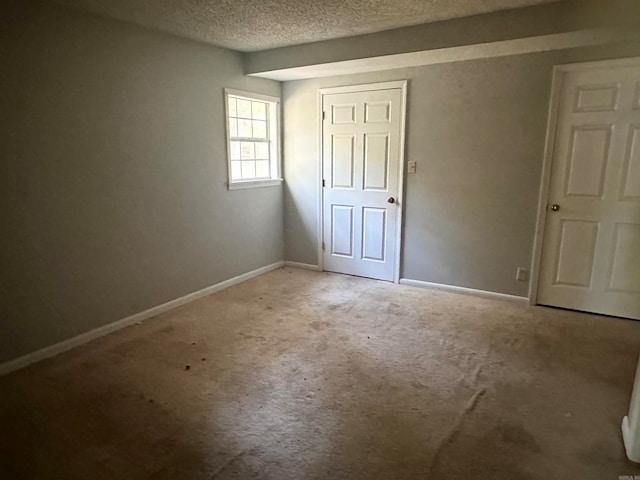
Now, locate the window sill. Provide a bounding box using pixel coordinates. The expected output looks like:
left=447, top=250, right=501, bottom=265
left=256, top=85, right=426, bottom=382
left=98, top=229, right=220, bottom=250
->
left=227, top=178, right=283, bottom=190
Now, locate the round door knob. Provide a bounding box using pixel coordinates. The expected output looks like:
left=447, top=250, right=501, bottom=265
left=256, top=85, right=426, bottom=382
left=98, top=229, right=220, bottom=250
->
left=387, top=197, right=396, bottom=204
left=550, top=203, right=560, bottom=211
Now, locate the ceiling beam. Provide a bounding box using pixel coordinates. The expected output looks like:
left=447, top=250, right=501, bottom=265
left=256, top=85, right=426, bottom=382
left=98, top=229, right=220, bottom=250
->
left=245, top=0, right=640, bottom=81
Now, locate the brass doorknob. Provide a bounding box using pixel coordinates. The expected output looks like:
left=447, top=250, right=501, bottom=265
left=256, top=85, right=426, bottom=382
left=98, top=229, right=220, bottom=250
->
left=387, top=197, right=395, bottom=204
left=550, top=204, right=560, bottom=211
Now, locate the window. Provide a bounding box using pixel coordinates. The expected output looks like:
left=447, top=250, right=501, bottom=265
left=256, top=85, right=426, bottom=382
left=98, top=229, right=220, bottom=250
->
left=224, top=89, right=281, bottom=189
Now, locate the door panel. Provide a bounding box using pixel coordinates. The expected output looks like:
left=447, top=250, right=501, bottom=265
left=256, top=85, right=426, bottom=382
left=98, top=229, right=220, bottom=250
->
left=608, top=224, right=640, bottom=293
left=331, top=205, right=354, bottom=257
left=322, top=87, right=404, bottom=281
left=363, top=134, right=389, bottom=191
left=565, top=126, right=611, bottom=197
left=621, top=126, right=640, bottom=200
left=538, top=62, right=640, bottom=319
left=332, top=104, right=356, bottom=124
left=362, top=207, right=386, bottom=262
left=331, top=135, right=355, bottom=189
left=365, top=101, right=391, bottom=123
left=574, top=84, right=619, bottom=112
left=553, top=220, right=599, bottom=287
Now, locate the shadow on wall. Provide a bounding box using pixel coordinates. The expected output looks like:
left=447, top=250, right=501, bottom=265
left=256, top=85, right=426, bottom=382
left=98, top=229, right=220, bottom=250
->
left=284, top=183, right=318, bottom=265
left=282, top=83, right=322, bottom=266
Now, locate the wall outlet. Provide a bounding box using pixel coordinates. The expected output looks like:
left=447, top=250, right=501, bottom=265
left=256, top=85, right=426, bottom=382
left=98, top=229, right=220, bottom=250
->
left=408, top=161, right=417, bottom=174
left=516, top=267, right=529, bottom=282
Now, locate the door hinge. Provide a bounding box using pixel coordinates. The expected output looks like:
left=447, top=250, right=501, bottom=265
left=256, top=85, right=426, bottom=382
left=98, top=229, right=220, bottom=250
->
left=322, top=179, right=325, bottom=187
left=322, top=111, right=326, bottom=120
left=322, top=242, right=325, bottom=251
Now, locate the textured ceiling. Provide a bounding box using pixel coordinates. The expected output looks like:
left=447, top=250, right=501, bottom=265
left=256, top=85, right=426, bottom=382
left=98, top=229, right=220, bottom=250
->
left=52, top=0, right=563, bottom=52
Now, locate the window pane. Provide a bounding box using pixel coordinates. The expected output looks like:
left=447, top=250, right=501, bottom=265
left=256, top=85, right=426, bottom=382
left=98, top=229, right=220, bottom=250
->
left=255, top=160, right=270, bottom=178
left=228, top=118, right=238, bottom=137
left=252, top=120, right=267, bottom=139
left=237, top=99, right=251, bottom=118
left=228, top=97, right=237, bottom=117
left=240, top=142, right=254, bottom=160
left=241, top=161, right=256, bottom=179
left=231, top=161, right=242, bottom=180
left=226, top=93, right=279, bottom=186
left=255, top=142, right=269, bottom=160
left=238, top=119, right=253, bottom=137
left=252, top=101, right=266, bottom=120
left=230, top=141, right=241, bottom=160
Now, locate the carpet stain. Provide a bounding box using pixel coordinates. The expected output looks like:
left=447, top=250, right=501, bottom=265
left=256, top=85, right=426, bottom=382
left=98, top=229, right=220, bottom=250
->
left=578, top=439, right=619, bottom=466
left=310, top=320, right=330, bottom=331
left=496, top=423, right=542, bottom=453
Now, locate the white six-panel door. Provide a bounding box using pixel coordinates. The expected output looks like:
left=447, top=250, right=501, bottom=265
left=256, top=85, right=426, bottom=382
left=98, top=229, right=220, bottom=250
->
left=538, top=61, right=640, bottom=320
left=322, top=86, right=404, bottom=281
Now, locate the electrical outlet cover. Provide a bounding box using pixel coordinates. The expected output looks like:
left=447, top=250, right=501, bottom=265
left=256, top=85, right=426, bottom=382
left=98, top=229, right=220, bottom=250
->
left=516, top=268, right=529, bottom=282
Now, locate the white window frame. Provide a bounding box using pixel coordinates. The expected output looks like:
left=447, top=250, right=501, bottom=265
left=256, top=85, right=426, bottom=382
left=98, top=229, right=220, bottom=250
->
left=224, top=88, right=282, bottom=190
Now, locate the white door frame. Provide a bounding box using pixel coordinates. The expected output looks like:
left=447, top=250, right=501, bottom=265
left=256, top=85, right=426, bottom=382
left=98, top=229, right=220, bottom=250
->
left=317, top=80, right=408, bottom=283
left=528, top=56, right=640, bottom=305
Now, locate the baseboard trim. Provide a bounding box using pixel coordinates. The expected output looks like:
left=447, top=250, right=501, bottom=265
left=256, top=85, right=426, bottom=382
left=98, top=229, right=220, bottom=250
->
left=284, top=261, right=322, bottom=271
left=399, top=278, right=528, bottom=304
left=0, top=261, right=285, bottom=377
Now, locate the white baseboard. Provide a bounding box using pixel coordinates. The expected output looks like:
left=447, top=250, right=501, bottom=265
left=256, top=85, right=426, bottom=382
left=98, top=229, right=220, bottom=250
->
left=399, top=278, right=528, bottom=304
left=284, top=261, right=322, bottom=271
left=0, top=261, right=285, bottom=377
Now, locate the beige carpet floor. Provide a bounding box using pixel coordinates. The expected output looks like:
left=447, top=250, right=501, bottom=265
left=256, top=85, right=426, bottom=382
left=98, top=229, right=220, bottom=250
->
left=1, top=267, right=640, bottom=479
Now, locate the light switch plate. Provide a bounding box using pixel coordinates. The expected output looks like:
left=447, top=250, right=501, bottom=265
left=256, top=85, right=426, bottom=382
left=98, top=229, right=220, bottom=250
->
left=516, top=267, right=529, bottom=282
left=408, top=161, right=417, bottom=174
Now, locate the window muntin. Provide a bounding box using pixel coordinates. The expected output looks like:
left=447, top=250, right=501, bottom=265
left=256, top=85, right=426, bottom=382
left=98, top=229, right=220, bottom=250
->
left=224, top=89, right=280, bottom=189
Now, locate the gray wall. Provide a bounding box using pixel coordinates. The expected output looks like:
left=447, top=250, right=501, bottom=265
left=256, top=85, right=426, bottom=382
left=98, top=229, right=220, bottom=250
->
left=0, top=2, right=282, bottom=363
left=283, top=45, right=640, bottom=297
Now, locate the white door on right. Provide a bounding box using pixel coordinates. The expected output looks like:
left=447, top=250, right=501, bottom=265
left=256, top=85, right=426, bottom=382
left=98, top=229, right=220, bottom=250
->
left=538, top=61, right=640, bottom=320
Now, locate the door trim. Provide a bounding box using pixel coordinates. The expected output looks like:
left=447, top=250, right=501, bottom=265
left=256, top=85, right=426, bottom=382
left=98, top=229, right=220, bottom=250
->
left=529, top=56, right=640, bottom=306
left=317, top=80, right=408, bottom=283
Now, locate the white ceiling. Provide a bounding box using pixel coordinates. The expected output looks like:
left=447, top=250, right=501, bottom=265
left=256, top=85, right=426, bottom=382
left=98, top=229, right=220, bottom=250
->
left=53, top=0, right=563, bottom=52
